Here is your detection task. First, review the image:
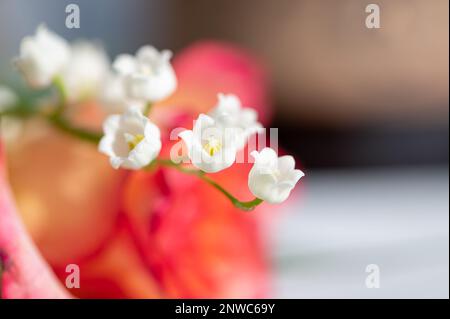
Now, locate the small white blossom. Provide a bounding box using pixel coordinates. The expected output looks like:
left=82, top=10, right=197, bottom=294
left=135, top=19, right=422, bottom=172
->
left=209, top=93, right=263, bottom=150
left=0, top=86, right=18, bottom=112
left=15, top=25, right=70, bottom=88
left=99, top=108, right=161, bottom=170
left=113, top=45, right=177, bottom=102
left=179, top=114, right=238, bottom=173
left=248, top=148, right=304, bottom=204
left=61, top=41, right=110, bottom=103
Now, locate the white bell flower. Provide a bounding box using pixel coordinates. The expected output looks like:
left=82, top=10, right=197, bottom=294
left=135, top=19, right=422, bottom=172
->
left=15, top=24, right=70, bottom=88
left=209, top=93, right=263, bottom=150
left=248, top=148, right=304, bottom=204
left=178, top=114, right=238, bottom=173
left=61, top=41, right=110, bottom=103
left=112, top=45, right=177, bottom=102
left=99, top=107, right=161, bottom=170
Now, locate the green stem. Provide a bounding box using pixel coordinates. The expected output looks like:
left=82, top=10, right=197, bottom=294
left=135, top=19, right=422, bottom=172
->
left=2, top=96, right=261, bottom=211
left=155, top=159, right=263, bottom=211
left=1, top=105, right=103, bottom=145
left=51, top=77, right=100, bottom=144
left=0, top=107, right=33, bottom=118
left=46, top=113, right=102, bottom=144
left=53, top=77, right=67, bottom=114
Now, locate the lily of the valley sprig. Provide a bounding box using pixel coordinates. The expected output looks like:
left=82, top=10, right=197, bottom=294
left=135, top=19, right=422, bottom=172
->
left=1, top=24, right=304, bottom=211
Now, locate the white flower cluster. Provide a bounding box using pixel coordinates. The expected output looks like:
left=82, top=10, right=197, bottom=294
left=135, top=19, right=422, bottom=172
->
left=14, top=24, right=176, bottom=107
left=14, top=25, right=174, bottom=171
left=13, top=25, right=304, bottom=204
left=179, top=94, right=304, bottom=203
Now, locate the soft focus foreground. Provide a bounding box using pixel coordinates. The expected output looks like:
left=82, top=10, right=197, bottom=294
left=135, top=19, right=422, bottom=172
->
left=2, top=42, right=274, bottom=298
left=0, top=143, right=70, bottom=298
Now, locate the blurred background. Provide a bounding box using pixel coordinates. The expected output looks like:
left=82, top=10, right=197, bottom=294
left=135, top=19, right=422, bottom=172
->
left=0, top=0, right=448, bottom=298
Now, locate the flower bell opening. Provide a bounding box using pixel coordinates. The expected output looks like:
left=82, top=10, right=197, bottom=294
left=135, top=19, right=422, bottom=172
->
left=139, top=64, right=154, bottom=76
left=125, top=133, right=144, bottom=151
left=203, top=137, right=222, bottom=156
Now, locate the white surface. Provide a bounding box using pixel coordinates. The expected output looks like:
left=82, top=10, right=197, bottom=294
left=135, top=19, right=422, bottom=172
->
left=273, top=167, right=449, bottom=299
